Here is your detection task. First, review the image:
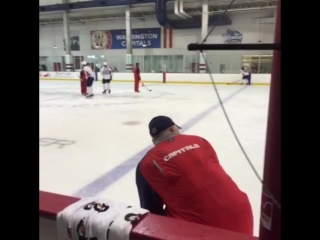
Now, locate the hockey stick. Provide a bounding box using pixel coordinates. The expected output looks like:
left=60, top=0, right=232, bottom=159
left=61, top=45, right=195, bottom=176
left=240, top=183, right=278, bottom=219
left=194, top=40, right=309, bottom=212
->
left=143, top=84, right=152, bottom=92
left=141, top=81, right=152, bottom=91
left=227, top=79, right=242, bottom=85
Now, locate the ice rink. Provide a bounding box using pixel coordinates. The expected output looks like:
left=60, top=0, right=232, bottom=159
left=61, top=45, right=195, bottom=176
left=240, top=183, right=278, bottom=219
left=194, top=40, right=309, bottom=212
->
left=40, top=80, right=270, bottom=235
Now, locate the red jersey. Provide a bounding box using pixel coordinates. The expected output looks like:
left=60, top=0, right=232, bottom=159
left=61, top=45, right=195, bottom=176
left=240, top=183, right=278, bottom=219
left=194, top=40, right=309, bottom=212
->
left=80, top=70, right=87, bottom=80
left=136, top=134, right=253, bottom=235
left=133, top=66, right=140, bottom=81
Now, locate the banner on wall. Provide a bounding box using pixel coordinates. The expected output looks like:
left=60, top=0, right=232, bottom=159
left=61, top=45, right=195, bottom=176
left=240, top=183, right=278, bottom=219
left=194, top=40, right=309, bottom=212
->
left=63, top=31, right=80, bottom=51
left=90, top=28, right=161, bottom=49
left=222, top=29, right=243, bottom=44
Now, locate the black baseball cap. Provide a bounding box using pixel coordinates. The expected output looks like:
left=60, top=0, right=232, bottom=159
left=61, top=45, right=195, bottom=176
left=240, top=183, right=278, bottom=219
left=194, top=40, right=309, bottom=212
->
left=149, top=116, right=182, bottom=137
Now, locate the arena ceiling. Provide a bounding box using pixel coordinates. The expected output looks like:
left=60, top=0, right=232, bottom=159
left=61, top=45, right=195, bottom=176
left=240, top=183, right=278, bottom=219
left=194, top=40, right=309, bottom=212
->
left=39, top=0, right=277, bottom=27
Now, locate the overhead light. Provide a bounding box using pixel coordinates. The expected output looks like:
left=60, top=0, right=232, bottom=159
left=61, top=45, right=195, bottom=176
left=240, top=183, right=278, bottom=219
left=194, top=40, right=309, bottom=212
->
left=53, top=46, right=57, bottom=49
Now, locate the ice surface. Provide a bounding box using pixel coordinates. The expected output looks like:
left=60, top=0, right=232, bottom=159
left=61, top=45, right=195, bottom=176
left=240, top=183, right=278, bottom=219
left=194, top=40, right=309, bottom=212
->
left=40, top=80, right=270, bottom=235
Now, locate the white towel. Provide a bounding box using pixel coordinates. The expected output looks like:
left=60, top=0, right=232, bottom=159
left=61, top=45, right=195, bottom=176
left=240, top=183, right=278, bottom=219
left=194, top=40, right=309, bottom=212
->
left=57, top=198, right=149, bottom=240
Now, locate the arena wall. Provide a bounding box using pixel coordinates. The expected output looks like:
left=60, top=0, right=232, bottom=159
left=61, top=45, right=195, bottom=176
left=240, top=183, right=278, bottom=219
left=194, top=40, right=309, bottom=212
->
left=40, top=11, right=275, bottom=57
left=39, top=191, right=259, bottom=240
left=39, top=72, right=270, bottom=85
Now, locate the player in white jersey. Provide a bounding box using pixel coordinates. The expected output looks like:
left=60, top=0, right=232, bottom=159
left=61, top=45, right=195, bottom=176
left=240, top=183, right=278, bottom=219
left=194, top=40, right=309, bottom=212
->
left=100, top=62, right=113, bottom=94
left=240, top=67, right=250, bottom=85
left=82, top=61, right=95, bottom=98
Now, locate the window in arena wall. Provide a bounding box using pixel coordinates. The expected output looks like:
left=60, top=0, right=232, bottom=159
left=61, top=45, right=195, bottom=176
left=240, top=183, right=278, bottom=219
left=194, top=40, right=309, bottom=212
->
left=139, top=55, right=185, bottom=73
left=259, top=55, right=273, bottom=73
left=242, top=55, right=273, bottom=74
left=173, top=55, right=184, bottom=73
left=73, top=56, right=84, bottom=70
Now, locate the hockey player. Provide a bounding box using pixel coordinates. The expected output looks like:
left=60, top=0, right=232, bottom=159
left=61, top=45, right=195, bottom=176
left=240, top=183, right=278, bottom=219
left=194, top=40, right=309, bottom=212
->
left=79, top=63, right=87, bottom=95
left=136, top=116, right=253, bottom=235
left=81, top=61, right=95, bottom=98
left=100, top=62, right=112, bottom=94
left=133, top=63, right=141, bottom=92
left=240, top=67, right=251, bottom=85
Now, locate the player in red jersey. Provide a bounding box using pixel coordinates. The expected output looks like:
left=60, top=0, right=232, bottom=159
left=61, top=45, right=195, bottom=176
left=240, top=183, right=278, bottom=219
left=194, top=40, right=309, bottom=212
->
left=133, top=63, right=141, bottom=92
left=136, top=116, right=253, bottom=235
left=79, top=62, right=87, bottom=95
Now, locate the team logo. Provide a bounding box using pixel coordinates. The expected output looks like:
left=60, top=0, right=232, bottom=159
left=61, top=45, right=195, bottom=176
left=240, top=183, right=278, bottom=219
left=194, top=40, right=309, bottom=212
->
left=151, top=127, right=157, bottom=134
left=222, top=29, right=243, bottom=44
left=76, top=219, right=97, bottom=240
left=91, top=30, right=112, bottom=49
left=83, top=202, right=109, bottom=213
left=124, top=213, right=142, bottom=222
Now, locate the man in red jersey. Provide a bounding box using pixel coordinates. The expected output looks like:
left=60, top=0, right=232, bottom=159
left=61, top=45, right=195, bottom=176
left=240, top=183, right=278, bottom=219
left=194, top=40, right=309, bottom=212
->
left=79, top=63, right=87, bottom=95
left=133, top=63, right=141, bottom=92
left=135, top=116, right=253, bottom=235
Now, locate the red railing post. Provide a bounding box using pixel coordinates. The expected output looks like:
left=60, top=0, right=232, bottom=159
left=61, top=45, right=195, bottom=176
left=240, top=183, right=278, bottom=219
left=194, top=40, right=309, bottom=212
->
left=259, top=1, right=281, bottom=240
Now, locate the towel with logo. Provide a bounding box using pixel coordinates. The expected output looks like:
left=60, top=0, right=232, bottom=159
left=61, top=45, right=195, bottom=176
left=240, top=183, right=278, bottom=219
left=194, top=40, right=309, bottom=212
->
left=57, top=198, right=149, bottom=240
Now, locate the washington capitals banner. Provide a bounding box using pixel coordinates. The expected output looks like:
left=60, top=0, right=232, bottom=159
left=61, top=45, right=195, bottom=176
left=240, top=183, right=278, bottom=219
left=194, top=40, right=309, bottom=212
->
left=90, top=28, right=162, bottom=49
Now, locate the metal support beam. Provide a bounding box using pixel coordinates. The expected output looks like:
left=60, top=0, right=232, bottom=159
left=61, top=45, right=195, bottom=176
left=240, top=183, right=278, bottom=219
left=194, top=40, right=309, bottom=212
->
left=63, top=12, right=71, bottom=54
left=188, top=43, right=280, bottom=51
left=40, top=0, right=162, bottom=12
left=199, top=0, right=208, bottom=73
left=125, top=7, right=133, bottom=72
left=40, top=1, right=278, bottom=27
